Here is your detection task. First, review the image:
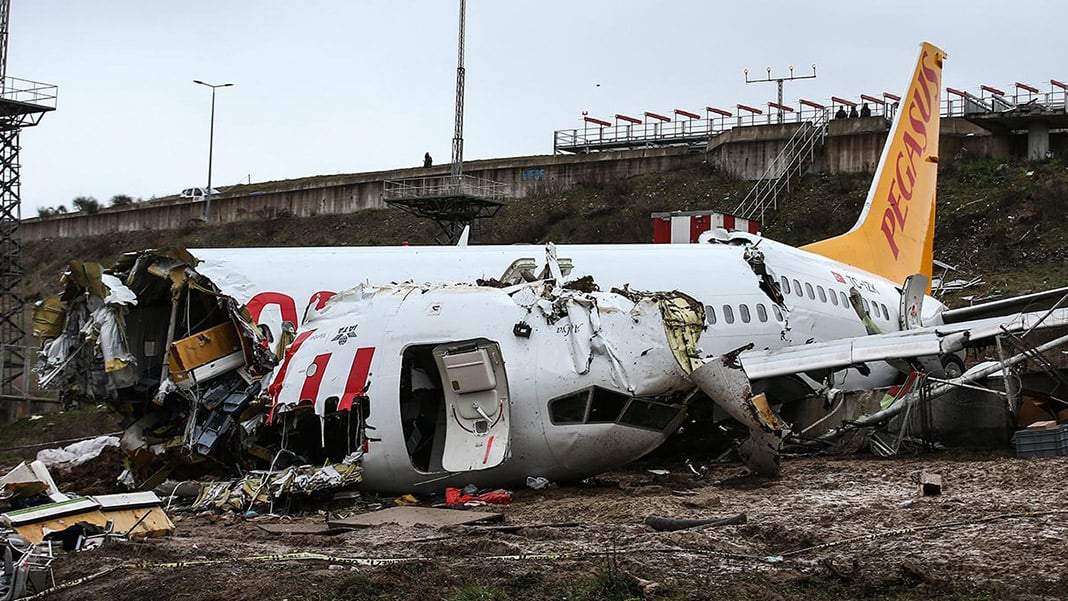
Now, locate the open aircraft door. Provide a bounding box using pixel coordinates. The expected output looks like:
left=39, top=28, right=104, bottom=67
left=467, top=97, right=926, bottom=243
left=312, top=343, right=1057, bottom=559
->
left=900, top=274, right=929, bottom=330
left=433, top=339, right=511, bottom=472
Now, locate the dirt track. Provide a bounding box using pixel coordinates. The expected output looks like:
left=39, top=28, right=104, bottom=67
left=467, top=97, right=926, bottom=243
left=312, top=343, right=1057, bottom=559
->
left=35, top=451, right=1068, bottom=600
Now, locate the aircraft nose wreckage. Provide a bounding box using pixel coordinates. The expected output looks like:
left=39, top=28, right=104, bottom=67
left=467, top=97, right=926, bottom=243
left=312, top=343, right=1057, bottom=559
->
left=33, top=245, right=790, bottom=495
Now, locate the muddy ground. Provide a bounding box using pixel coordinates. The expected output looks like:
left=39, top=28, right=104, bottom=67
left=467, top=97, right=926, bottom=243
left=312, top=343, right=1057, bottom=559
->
left=33, top=451, right=1068, bottom=601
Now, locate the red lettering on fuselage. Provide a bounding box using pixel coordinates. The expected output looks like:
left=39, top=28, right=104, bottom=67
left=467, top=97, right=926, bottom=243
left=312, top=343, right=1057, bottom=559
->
left=266, top=328, right=317, bottom=423
left=247, top=292, right=298, bottom=329
left=339, top=347, right=375, bottom=411
left=248, top=290, right=337, bottom=332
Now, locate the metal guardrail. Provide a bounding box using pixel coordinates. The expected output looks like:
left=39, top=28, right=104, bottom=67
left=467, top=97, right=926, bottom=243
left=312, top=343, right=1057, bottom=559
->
left=0, top=76, right=58, bottom=110
left=554, top=103, right=890, bottom=154
left=382, top=174, right=510, bottom=201
left=553, top=117, right=729, bottom=153
left=554, top=85, right=1068, bottom=155
left=941, top=89, right=1068, bottom=118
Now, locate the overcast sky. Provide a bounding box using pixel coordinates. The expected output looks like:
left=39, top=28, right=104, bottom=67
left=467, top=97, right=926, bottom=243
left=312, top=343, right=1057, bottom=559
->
left=11, top=0, right=1066, bottom=215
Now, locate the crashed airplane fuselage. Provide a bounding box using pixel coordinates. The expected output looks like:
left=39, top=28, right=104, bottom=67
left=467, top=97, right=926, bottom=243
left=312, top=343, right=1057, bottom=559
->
left=37, top=232, right=921, bottom=493
left=36, top=43, right=967, bottom=492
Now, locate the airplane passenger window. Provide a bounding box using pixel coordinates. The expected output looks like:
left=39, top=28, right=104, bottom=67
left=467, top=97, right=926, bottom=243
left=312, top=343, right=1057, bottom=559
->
left=793, top=279, right=802, bottom=296
left=805, top=282, right=815, bottom=299
left=772, top=305, right=783, bottom=322
left=705, top=305, right=717, bottom=325
left=588, top=387, right=630, bottom=423
left=739, top=304, right=751, bottom=323
left=862, top=298, right=870, bottom=313
left=830, top=290, right=839, bottom=306
left=817, top=286, right=827, bottom=303
left=756, top=304, right=768, bottom=322
left=548, top=390, right=589, bottom=424
left=882, top=304, right=890, bottom=320
left=723, top=305, right=735, bottom=324
left=840, top=291, right=849, bottom=307
left=781, top=277, right=791, bottom=295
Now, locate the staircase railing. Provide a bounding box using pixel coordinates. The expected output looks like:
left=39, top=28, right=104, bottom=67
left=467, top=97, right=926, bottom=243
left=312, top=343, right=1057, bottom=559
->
left=732, top=108, right=830, bottom=223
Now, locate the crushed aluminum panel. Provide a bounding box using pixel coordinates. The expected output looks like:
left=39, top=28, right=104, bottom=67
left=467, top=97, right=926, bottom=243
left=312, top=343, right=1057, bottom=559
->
left=658, top=294, right=706, bottom=375
left=93, top=491, right=164, bottom=511
left=327, top=506, right=502, bottom=529
left=738, top=307, right=1068, bottom=381
left=690, top=358, right=783, bottom=475
left=87, top=305, right=136, bottom=375
left=100, top=273, right=138, bottom=306
left=1, top=497, right=100, bottom=527
left=0, top=461, right=68, bottom=503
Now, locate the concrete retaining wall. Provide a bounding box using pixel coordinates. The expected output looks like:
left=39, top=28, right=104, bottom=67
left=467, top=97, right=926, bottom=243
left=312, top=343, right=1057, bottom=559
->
left=23, top=147, right=705, bottom=241
left=22, top=117, right=1036, bottom=241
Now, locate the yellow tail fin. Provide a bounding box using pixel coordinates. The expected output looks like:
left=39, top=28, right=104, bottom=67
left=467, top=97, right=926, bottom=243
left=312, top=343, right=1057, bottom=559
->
left=802, top=42, right=946, bottom=288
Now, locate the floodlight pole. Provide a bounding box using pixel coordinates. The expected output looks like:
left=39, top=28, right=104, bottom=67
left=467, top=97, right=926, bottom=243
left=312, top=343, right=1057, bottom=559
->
left=193, top=80, right=233, bottom=221
left=744, top=65, right=816, bottom=124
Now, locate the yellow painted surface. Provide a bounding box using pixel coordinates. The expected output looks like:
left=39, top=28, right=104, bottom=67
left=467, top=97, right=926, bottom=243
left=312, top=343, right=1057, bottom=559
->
left=803, top=42, right=946, bottom=290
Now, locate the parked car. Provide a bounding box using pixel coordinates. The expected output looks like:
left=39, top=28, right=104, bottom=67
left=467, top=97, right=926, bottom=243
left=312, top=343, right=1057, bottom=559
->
left=179, top=187, right=221, bottom=200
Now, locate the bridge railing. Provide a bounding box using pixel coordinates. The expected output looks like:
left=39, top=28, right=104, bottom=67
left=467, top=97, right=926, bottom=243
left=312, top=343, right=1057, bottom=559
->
left=553, top=117, right=729, bottom=153
left=941, top=89, right=1068, bottom=117
left=555, top=100, right=895, bottom=154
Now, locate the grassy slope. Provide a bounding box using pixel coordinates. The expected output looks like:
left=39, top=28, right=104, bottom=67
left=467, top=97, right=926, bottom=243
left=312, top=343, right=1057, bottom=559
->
left=0, top=404, right=121, bottom=469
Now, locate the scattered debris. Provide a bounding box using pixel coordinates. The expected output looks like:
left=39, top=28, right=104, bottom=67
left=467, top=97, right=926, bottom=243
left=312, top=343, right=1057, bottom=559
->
left=445, top=487, right=512, bottom=506
left=0, top=461, right=69, bottom=504
left=35, top=436, right=120, bottom=469
left=525, top=476, right=550, bottom=490
left=1012, top=424, right=1068, bottom=458
left=0, top=530, right=54, bottom=600
left=0, top=491, right=174, bottom=545
left=191, top=461, right=363, bottom=512
left=255, top=522, right=345, bottom=536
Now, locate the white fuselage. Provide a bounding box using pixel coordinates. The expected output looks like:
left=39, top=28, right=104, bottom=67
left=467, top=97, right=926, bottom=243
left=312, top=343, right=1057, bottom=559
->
left=190, top=236, right=931, bottom=491
left=195, top=235, right=915, bottom=375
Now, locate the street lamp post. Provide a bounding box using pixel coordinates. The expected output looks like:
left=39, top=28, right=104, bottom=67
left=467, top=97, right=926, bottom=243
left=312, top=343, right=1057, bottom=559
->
left=192, top=79, right=233, bottom=221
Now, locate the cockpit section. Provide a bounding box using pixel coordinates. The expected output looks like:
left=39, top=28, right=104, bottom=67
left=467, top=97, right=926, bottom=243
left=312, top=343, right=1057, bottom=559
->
left=547, top=386, right=690, bottom=433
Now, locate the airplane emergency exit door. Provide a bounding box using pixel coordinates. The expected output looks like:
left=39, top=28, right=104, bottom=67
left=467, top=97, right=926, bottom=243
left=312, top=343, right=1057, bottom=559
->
left=432, top=339, right=511, bottom=472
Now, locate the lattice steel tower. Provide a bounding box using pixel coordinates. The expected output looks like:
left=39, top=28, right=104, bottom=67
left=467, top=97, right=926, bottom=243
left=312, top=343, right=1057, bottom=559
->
left=0, top=0, right=57, bottom=397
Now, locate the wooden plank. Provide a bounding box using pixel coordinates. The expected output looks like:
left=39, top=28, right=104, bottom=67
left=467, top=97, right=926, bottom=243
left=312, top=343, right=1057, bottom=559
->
left=327, top=506, right=502, bottom=529
left=104, top=507, right=175, bottom=538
